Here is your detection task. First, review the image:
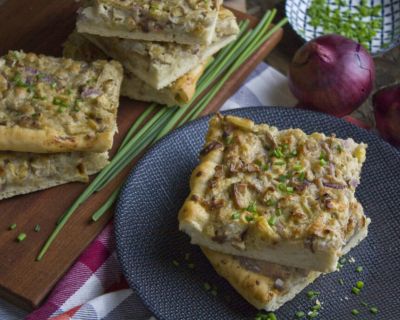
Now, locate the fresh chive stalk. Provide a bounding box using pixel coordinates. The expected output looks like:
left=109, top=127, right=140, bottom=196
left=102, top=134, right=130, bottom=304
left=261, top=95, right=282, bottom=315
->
left=36, top=11, right=288, bottom=261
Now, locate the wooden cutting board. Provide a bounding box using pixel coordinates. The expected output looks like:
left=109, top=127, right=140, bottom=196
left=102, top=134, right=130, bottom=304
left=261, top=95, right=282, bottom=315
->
left=0, top=0, right=283, bottom=311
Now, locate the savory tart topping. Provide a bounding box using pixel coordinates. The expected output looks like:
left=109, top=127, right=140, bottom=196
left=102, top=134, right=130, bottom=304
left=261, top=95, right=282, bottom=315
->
left=0, top=51, right=123, bottom=153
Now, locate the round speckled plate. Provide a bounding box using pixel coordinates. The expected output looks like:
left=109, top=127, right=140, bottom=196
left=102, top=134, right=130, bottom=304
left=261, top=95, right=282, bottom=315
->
left=115, top=107, right=400, bottom=320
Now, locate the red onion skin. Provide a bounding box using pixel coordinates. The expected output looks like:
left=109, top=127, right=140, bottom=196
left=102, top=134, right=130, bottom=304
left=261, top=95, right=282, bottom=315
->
left=288, top=34, right=375, bottom=117
left=373, top=84, right=400, bottom=146
left=342, top=116, right=371, bottom=130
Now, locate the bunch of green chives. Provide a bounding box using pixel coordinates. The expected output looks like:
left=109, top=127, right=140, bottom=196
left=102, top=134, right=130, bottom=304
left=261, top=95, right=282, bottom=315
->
left=36, top=10, right=287, bottom=261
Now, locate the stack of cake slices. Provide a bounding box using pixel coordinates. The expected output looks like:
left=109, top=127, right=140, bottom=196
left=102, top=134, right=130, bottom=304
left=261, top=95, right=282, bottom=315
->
left=0, top=50, right=123, bottom=199
left=179, top=114, right=371, bottom=312
left=65, top=0, right=240, bottom=106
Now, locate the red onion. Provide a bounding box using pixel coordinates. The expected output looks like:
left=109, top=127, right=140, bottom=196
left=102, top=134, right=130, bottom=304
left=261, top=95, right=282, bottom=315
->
left=372, top=84, right=400, bottom=146
left=288, top=35, right=375, bottom=117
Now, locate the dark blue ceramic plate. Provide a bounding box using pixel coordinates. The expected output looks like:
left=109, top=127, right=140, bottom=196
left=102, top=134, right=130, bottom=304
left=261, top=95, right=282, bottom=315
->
left=115, top=107, right=400, bottom=320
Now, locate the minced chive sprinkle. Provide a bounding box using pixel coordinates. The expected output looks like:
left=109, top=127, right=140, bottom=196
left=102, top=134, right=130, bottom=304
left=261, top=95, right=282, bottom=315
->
left=9, top=223, right=17, bottom=230
left=352, top=287, right=361, bottom=295
left=172, top=260, right=179, bottom=267
left=370, top=307, right=378, bottom=314
left=231, top=212, right=241, bottom=220
left=278, top=183, right=286, bottom=192
left=245, top=215, right=254, bottom=222
left=246, top=202, right=257, bottom=213
left=319, top=158, right=327, bottom=166
left=34, top=224, right=41, bottom=232
left=262, top=164, right=269, bottom=171
left=286, top=186, right=294, bottom=194
left=279, top=174, right=287, bottom=182
left=203, top=282, right=211, bottom=291
left=274, top=161, right=286, bottom=166
left=356, top=266, right=363, bottom=273
left=338, top=279, right=344, bottom=285
left=307, top=290, right=320, bottom=299
left=266, top=199, right=276, bottom=206
left=289, top=150, right=298, bottom=157
left=268, top=216, right=277, bottom=226
left=295, top=311, right=305, bottom=318
left=311, top=304, right=321, bottom=311
left=361, top=301, right=369, bottom=307
left=308, top=310, right=318, bottom=318
left=276, top=208, right=282, bottom=216
left=293, top=163, right=303, bottom=171
left=272, top=148, right=284, bottom=158
left=339, top=257, right=347, bottom=264
left=356, top=281, right=364, bottom=289
left=298, top=171, right=305, bottom=181
left=17, top=233, right=26, bottom=242
left=351, top=309, right=360, bottom=315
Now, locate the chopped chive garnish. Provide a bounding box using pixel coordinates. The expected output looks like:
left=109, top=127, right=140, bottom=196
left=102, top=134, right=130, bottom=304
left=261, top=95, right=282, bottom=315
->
left=9, top=223, right=17, bottom=230
left=355, top=266, right=363, bottom=273
left=311, top=304, right=321, bottom=311
left=279, top=174, right=287, bottom=182
left=307, top=290, right=320, bottom=299
left=308, top=310, right=318, bottom=318
left=262, top=163, right=269, bottom=171
left=231, top=212, right=241, bottom=220
left=293, top=163, right=303, bottom=171
left=351, top=309, right=360, bottom=315
left=339, top=257, right=347, bottom=264
left=278, top=183, right=286, bottom=192
left=295, top=311, right=305, bottom=318
left=370, top=307, right=378, bottom=314
left=34, top=224, right=41, bottom=232
left=361, top=301, right=368, bottom=307
left=172, top=260, right=179, bottom=267
left=320, top=158, right=328, bottom=166
left=274, top=161, right=286, bottom=166
left=17, top=233, right=26, bottom=242
left=356, top=281, right=364, bottom=289
left=352, top=287, right=361, bottom=295
left=246, top=202, right=257, bottom=213
left=272, top=148, right=284, bottom=158
left=245, top=215, right=254, bottom=222
left=338, top=279, right=344, bottom=285
left=276, top=208, right=282, bottom=216
left=289, top=150, right=298, bottom=157
left=36, top=10, right=289, bottom=261
left=298, top=171, right=306, bottom=181
left=203, top=282, right=211, bottom=291
left=268, top=216, right=277, bottom=226
left=286, top=186, right=294, bottom=194
left=266, top=198, right=276, bottom=206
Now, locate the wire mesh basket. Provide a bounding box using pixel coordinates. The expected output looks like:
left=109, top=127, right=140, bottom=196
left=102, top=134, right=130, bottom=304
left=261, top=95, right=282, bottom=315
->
left=285, top=0, right=400, bottom=55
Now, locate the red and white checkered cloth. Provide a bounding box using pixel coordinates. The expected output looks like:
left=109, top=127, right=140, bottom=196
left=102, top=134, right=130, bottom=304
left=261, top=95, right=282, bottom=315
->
left=0, top=62, right=371, bottom=320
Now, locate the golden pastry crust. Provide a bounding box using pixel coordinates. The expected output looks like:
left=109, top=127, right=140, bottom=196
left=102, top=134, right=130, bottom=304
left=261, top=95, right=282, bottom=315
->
left=179, top=114, right=369, bottom=272
left=77, top=0, right=223, bottom=45
left=0, top=151, right=108, bottom=200
left=79, top=7, right=239, bottom=89
left=0, top=51, right=123, bottom=153
left=202, top=247, right=320, bottom=311
left=63, top=32, right=209, bottom=106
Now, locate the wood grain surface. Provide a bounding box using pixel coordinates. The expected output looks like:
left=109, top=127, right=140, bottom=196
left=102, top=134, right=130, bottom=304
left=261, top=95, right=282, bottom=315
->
left=0, top=0, right=283, bottom=310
